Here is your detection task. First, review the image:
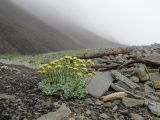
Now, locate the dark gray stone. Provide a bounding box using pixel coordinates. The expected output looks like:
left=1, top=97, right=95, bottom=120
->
left=144, top=53, right=160, bottom=63
left=87, top=71, right=114, bottom=97
left=133, top=64, right=150, bottom=82
left=0, top=94, right=15, bottom=100
left=130, top=76, right=139, bottom=83
left=131, top=113, right=144, bottom=120
left=145, top=100, right=160, bottom=116
left=37, top=104, right=71, bottom=120
left=122, top=97, right=144, bottom=107
left=100, top=113, right=110, bottom=119
left=111, top=70, right=140, bottom=89
left=150, top=72, right=160, bottom=89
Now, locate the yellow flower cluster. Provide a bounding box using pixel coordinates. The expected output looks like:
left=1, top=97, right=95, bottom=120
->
left=37, top=56, right=95, bottom=83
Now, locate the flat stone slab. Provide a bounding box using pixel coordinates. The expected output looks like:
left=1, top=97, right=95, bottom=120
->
left=37, top=104, right=71, bottom=120
left=122, top=97, right=144, bottom=107
left=131, top=113, right=144, bottom=120
left=87, top=71, right=114, bottom=97
left=144, top=53, right=160, bottom=63
left=150, top=72, right=160, bottom=89
left=111, top=70, right=140, bottom=89
left=0, top=94, right=15, bottom=100
left=145, top=100, right=160, bottom=116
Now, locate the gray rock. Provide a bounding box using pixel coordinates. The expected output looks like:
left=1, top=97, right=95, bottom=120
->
left=37, top=103, right=71, bottom=120
left=76, top=114, right=89, bottom=120
left=41, top=99, right=52, bottom=107
left=0, top=94, right=15, bottom=100
left=111, top=70, right=140, bottom=89
left=144, top=83, right=154, bottom=96
left=53, top=102, right=61, bottom=108
left=95, top=99, right=104, bottom=106
left=144, top=53, right=160, bottom=63
left=112, top=105, right=118, bottom=112
left=145, top=100, right=160, bottom=116
left=115, top=54, right=125, bottom=63
left=144, top=83, right=159, bottom=100
left=122, top=97, right=144, bottom=107
left=100, top=113, right=110, bottom=119
left=134, top=51, right=143, bottom=59
left=150, top=72, right=160, bottom=89
left=87, top=71, right=114, bottom=97
left=134, top=64, right=150, bottom=82
left=85, top=110, right=92, bottom=116
left=130, top=76, right=140, bottom=83
left=85, top=98, right=94, bottom=105
left=115, top=81, right=131, bottom=91
left=111, top=83, right=144, bottom=99
left=104, top=102, right=113, bottom=107
left=131, top=113, right=144, bottom=120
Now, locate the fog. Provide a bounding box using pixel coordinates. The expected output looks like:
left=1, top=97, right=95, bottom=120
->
left=12, top=0, right=160, bottom=45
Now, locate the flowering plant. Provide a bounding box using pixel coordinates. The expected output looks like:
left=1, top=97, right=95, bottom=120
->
left=38, top=56, right=95, bottom=99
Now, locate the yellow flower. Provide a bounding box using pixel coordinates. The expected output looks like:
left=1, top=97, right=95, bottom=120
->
left=65, top=65, right=70, bottom=68
left=68, top=66, right=73, bottom=70
left=60, top=58, right=64, bottom=61
left=77, top=59, right=84, bottom=63
left=82, top=68, right=88, bottom=72
left=72, top=67, right=78, bottom=71
left=37, top=70, right=42, bottom=73
left=54, top=60, right=59, bottom=63
left=47, top=65, right=52, bottom=69
left=81, top=64, right=86, bottom=67
left=42, top=64, right=48, bottom=67
left=50, top=61, right=56, bottom=65
left=41, top=70, right=46, bottom=74
left=39, top=66, right=44, bottom=70
left=64, top=56, right=72, bottom=59
left=88, top=73, right=94, bottom=77
left=77, top=73, right=82, bottom=77
left=55, top=65, right=62, bottom=69
left=74, top=64, right=79, bottom=67
left=87, top=60, right=94, bottom=65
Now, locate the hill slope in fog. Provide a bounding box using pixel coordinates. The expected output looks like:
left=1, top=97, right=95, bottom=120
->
left=0, top=0, right=122, bottom=54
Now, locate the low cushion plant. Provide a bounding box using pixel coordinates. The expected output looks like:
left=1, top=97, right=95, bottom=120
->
left=37, top=56, right=95, bottom=99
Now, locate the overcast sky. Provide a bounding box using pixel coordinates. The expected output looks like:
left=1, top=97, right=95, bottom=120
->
left=12, top=0, right=160, bottom=45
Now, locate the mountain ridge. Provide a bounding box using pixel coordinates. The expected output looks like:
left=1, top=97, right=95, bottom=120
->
left=0, top=0, right=123, bottom=54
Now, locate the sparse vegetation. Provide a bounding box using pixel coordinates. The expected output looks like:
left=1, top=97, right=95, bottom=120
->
left=37, top=55, right=95, bottom=99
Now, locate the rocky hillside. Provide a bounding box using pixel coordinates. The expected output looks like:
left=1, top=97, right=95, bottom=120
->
left=0, top=44, right=160, bottom=120
left=0, top=0, right=122, bottom=54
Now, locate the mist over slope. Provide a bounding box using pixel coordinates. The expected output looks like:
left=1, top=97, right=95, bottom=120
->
left=0, top=0, right=122, bottom=54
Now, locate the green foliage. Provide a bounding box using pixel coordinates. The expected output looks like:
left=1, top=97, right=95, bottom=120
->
left=38, top=56, right=95, bottom=99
